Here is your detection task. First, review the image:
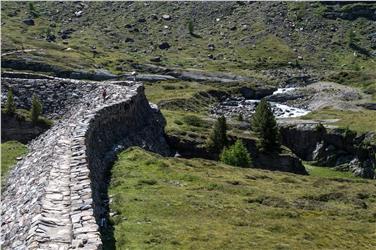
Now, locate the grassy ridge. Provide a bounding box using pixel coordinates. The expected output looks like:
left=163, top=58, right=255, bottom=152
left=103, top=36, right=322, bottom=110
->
left=108, top=147, right=376, bottom=249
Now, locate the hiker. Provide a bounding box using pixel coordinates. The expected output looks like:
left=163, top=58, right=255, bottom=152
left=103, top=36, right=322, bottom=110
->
left=131, top=71, right=137, bottom=82
left=102, top=88, right=107, bottom=103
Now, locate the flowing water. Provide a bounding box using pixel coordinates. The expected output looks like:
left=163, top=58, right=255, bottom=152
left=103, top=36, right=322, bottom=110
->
left=210, top=88, right=310, bottom=119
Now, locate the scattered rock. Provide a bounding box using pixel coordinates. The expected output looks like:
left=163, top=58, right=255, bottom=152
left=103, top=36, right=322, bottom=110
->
left=208, top=43, right=215, bottom=51
left=150, top=56, right=161, bottom=62
left=162, top=14, right=171, bottom=20
left=74, top=11, right=83, bottom=17
left=125, top=37, right=134, bottom=43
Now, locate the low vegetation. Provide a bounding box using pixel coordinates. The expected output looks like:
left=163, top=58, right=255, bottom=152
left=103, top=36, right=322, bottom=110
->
left=1, top=141, right=27, bottom=184
left=107, top=147, right=376, bottom=249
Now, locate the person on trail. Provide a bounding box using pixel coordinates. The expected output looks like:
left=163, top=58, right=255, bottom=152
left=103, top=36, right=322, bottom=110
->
left=131, top=71, right=137, bottom=82
left=102, top=88, right=107, bottom=103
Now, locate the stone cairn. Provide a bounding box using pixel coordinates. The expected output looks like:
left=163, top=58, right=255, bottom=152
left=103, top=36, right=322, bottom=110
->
left=1, top=77, right=170, bottom=249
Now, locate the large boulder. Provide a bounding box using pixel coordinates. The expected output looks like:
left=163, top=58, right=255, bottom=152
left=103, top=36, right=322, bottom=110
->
left=239, top=86, right=276, bottom=99
left=348, top=158, right=375, bottom=179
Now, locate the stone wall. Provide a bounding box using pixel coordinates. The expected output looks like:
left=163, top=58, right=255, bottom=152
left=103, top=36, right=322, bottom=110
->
left=1, top=78, right=170, bottom=249
left=1, top=77, right=99, bottom=118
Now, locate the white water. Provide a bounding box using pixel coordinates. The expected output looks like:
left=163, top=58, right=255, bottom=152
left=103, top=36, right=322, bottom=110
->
left=244, top=100, right=310, bottom=118
left=272, top=87, right=296, bottom=95
left=211, top=87, right=311, bottom=119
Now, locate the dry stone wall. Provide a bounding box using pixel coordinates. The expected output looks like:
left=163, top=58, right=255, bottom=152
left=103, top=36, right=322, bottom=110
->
left=1, top=78, right=99, bottom=118
left=1, top=78, right=170, bottom=249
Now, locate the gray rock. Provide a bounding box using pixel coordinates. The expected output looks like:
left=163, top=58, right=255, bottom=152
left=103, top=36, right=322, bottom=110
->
left=159, top=42, right=171, bottom=50
left=23, top=19, right=34, bottom=26
left=162, top=14, right=171, bottom=20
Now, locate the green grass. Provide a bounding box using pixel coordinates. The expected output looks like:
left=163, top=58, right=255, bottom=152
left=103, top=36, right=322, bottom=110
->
left=301, top=108, right=376, bottom=133
left=107, top=147, right=376, bottom=249
left=12, top=108, right=53, bottom=127
left=162, top=110, right=212, bottom=136
left=145, top=81, right=213, bottom=104
left=305, top=163, right=359, bottom=179
left=1, top=141, right=28, bottom=183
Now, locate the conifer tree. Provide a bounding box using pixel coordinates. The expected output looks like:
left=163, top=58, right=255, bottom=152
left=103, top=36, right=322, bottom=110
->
left=251, top=99, right=280, bottom=152
left=5, top=88, right=16, bottom=115
left=31, top=94, right=42, bottom=125
left=206, top=115, right=228, bottom=153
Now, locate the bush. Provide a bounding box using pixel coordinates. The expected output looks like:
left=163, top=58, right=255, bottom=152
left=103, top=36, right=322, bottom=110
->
left=251, top=99, right=280, bottom=152
left=30, top=94, right=43, bottom=125
left=206, top=116, right=228, bottom=152
left=220, top=140, right=251, bottom=167
left=187, top=20, right=202, bottom=38
left=5, top=88, right=16, bottom=115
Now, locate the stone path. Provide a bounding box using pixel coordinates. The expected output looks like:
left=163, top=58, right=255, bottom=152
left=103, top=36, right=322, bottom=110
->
left=1, top=80, right=139, bottom=249
left=34, top=136, right=73, bottom=249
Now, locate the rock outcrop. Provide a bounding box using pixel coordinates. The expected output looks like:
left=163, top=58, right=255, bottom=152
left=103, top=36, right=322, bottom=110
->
left=167, top=132, right=308, bottom=175
left=1, top=78, right=170, bottom=249
left=280, top=123, right=375, bottom=179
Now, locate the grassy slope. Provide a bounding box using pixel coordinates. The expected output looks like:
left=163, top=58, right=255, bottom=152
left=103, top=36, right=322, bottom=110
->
left=301, top=108, right=376, bottom=133
left=2, top=2, right=375, bottom=77
left=108, top=147, right=376, bottom=250
left=1, top=141, right=27, bottom=182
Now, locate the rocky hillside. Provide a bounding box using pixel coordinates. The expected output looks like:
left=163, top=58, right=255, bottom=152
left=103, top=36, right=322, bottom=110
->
left=2, top=1, right=376, bottom=83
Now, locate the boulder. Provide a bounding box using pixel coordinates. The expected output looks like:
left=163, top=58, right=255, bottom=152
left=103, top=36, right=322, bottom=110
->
left=349, top=158, right=375, bottom=179
left=159, top=42, right=171, bottom=50
left=239, top=86, right=276, bottom=99
left=162, top=14, right=171, bottom=20
left=23, top=19, right=34, bottom=26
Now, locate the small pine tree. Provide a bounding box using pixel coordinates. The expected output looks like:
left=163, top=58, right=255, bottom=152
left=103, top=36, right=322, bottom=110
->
left=30, top=94, right=42, bottom=125
left=206, top=116, right=228, bottom=153
left=251, top=99, right=280, bottom=152
left=220, top=140, right=251, bottom=167
left=5, top=88, right=16, bottom=115
left=188, top=20, right=194, bottom=35
left=28, top=2, right=40, bottom=18
left=347, top=30, right=356, bottom=47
